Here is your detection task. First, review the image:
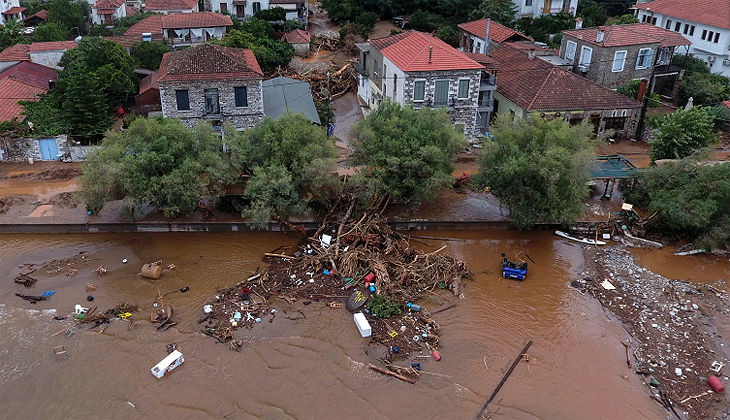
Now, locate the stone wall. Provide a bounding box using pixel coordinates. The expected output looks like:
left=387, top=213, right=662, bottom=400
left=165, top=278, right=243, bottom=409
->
left=159, top=78, right=265, bottom=130
left=0, top=135, right=100, bottom=162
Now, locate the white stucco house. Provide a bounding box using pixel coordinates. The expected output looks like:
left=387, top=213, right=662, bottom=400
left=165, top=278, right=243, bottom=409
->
left=512, top=0, right=578, bottom=18
left=1, top=0, right=25, bottom=25
left=92, top=0, right=126, bottom=27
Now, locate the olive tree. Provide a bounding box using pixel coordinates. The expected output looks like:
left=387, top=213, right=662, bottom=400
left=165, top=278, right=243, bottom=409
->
left=650, top=106, right=718, bottom=162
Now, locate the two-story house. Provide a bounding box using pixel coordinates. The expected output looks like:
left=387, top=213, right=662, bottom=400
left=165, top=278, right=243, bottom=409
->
left=634, top=0, right=730, bottom=76
left=458, top=18, right=532, bottom=54
left=209, top=0, right=268, bottom=19
left=355, top=31, right=489, bottom=137
left=490, top=43, right=642, bottom=138
left=108, top=13, right=231, bottom=49
left=512, top=0, right=578, bottom=19
left=92, top=0, right=126, bottom=27
left=143, top=0, right=198, bottom=14
left=0, top=40, right=78, bottom=71
left=1, top=0, right=25, bottom=24
left=559, top=23, right=690, bottom=89
left=157, top=44, right=265, bottom=130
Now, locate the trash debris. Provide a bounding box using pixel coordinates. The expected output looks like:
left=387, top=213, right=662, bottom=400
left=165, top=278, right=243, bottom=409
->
left=411, top=362, right=421, bottom=371
left=141, top=263, right=163, bottom=279
left=14, top=274, right=37, bottom=287
left=711, top=361, right=724, bottom=373
left=151, top=350, right=184, bottom=378
left=87, top=295, right=94, bottom=301
left=709, top=376, right=725, bottom=393
left=407, top=302, right=421, bottom=312
left=75, top=304, right=89, bottom=314
left=122, top=259, right=128, bottom=264
left=86, top=282, right=97, bottom=292
left=502, top=254, right=528, bottom=280
left=354, top=312, right=371, bottom=337
left=95, top=265, right=108, bottom=275
left=180, top=286, right=190, bottom=293
left=601, top=279, right=616, bottom=290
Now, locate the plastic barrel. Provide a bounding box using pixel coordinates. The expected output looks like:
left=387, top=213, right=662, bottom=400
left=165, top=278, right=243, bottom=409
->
left=709, top=376, right=725, bottom=393
left=431, top=350, right=441, bottom=361
left=364, top=273, right=375, bottom=283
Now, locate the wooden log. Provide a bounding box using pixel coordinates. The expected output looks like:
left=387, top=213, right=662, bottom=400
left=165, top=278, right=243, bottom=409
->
left=264, top=253, right=298, bottom=259
left=476, top=340, right=533, bottom=419
left=369, top=364, right=416, bottom=384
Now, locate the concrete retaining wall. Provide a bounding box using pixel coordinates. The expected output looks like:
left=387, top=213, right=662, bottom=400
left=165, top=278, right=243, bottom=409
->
left=0, top=135, right=99, bottom=162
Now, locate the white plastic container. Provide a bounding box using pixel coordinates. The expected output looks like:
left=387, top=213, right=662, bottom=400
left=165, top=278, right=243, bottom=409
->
left=354, top=312, right=372, bottom=337
left=151, top=350, right=184, bottom=378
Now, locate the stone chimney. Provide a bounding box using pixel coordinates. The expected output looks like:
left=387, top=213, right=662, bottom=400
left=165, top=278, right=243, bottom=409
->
left=575, top=17, right=583, bottom=29
left=596, top=28, right=605, bottom=43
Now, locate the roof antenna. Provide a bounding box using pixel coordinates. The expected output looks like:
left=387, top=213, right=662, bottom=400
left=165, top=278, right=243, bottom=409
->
left=428, top=46, right=432, bottom=63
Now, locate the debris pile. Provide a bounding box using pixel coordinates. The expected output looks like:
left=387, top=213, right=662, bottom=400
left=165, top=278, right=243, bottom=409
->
left=276, top=61, right=358, bottom=101
left=311, top=30, right=340, bottom=52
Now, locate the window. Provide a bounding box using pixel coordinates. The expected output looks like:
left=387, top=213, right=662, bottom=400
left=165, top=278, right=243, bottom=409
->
left=458, top=79, right=469, bottom=99
left=383, top=64, right=387, bottom=79
left=665, top=19, right=672, bottom=30
left=708, top=31, right=714, bottom=41
left=434, top=80, right=449, bottom=106
left=651, top=17, right=657, bottom=25
left=611, top=110, right=618, bottom=117
left=219, top=2, right=227, bottom=11
left=204, top=88, right=220, bottom=115
left=175, top=90, right=189, bottom=111
left=393, top=73, right=397, bottom=97
left=579, top=46, right=592, bottom=66
left=525, top=0, right=532, bottom=6
left=612, top=50, right=626, bottom=72
left=683, top=24, right=689, bottom=34
left=702, top=29, right=708, bottom=40
left=252, top=1, right=261, bottom=13
left=475, top=41, right=482, bottom=53
left=234, top=86, right=247, bottom=107
left=565, top=40, right=577, bottom=62
left=636, top=48, right=654, bottom=69
left=621, top=109, right=627, bottom=117
left=641, top=14, right=647, bottom=23
left=689, top=25, right=695, bottom=36
left=413, top=80, right=425, bottom=101
left=373, top=59, right=379, bottom=75
left=715, top=32, right=720, bottom=43
left=674, top=21, right=680, bottom=32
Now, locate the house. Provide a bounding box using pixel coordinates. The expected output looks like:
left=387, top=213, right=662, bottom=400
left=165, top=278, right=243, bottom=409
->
left=136, top=71, right=161, bottom=115
left=559, top=23, right=690, bottom=90
left=283, top=29, right=310, bottom=57
left=0, top=62, right=57, bottom=122
left=211, top=0, right=268, bottom=19
left=92, top=0, right=126, bottom=27
left=489, top=44, right=642, bottom=138
left=512, top=0, right=578, bottom=19
left=269, top=0, right=308, bottom=25
left=462, top=52, right=499, bottom=133
left=108, top=13, right=231, bottom=48
left=21, top=9, right=47, bottom=27
left=0, top=41, right=78, bottom=72
left=157, top=44, right=265, bottom=130
left=458, top=18, right=532, bottom=54
left=1, top=0, right=25, bottom=25
left=143, top=0, right=198, bottom=14
left=262, top=77, right=320, bottom=123
left=355, top=31, right=489, bottom=138
left=633, top=0, right=730, bottom=76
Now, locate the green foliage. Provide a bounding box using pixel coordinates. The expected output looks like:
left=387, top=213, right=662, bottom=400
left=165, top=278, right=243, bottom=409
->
left=32, top=21, right=71, bottom=42
left=254, top=6, right=286, bottom=21
left=47, top=0, right=86, bottom=35
left=672, top=53, right=710, bottom=75
left=20, top=0, right=44, bottom=16
left=678, top=72, right=730, bottom=107
left=617, top=79, right=660, bottom=109
left=436, top=25, right=459, bottom=47
left=606, top=14, right=639, bottom=25
left=620, top=155, right=730, bottom=249
left=706, top=105, right=730, bottom=127
left=19, top=95, right=70, bottom=135
left=0, top=19, right=30, bottom=50
left=285, top=19, right=304, bottom=31
left=469, top=0, right=518, bottom=28
left=251, top=38, right=294, bottom=73
left=650, top=107, right=718, bottom=162
left=350, top=101, right=467, bottom=204
left=368, top=294, right=402, bottom=318
left=61, top=71, right=113, bottom=138
left=407, top=9, right=442, bottom=32
left=218, top=20, right=292, bottom=73
left=321, top=0, right=362, bottom=23
left=315, top=101, right=334, bottom=126
left=473, top=115, right=595, bottom=228
left=234, top=16, right=275, bottom=39
left=355, top=11, right=379, bottom=35
left=526, top=12, right=575, bottom=46
left=576, top=0, right=607, bottom=28
left=130, top=41, right=170, bottom=70
left=226, top=113, right=339, bottom=223
left=77, top=117, right=236, bottom=217
left=87, top=23, right=112, bottom=37
left=111, top=12, right=160, bottom=36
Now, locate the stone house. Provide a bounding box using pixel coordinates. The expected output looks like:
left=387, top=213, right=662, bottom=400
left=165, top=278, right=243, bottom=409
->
left=283, top=29, right=310, bottom=57
left=269, top=0, right=308, bottom=25
left=157, top=44, right=265, bottom=130
left=559, top=23, right=690, bottom=90
left=490, top=44, right=642, bottom=138
left=107, top=13, right=231, bottom=49
left=634, top=0, right=730, bottom=77
left=355, top=31, right=490, bottom=138
left=457, top=18, right=532, bottom=54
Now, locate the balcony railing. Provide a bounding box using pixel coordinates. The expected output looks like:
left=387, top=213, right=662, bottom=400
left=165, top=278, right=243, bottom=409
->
left=542, top=6, right=574, bottom=14
left=480, top=78, right=496, bottom=89
left=478, top=98, right=494, bottom=110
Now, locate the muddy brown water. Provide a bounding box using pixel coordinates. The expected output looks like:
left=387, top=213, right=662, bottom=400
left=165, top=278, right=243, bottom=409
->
left=1, top=231, right=726, bottom=420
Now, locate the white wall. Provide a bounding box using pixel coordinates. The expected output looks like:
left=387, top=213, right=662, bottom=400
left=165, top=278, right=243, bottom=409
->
left=513, top=0, right=577, bottom=17
left=382, top=56, right=406, bottom=106
left=29, top=51, right=67, bottom=69
left=213, top=0, right=269, bottom=17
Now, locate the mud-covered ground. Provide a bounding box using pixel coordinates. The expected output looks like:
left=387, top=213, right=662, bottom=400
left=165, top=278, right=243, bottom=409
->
left=580, top=245, right=730, bottom=420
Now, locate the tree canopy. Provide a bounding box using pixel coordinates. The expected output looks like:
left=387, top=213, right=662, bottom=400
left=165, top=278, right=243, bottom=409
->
left=77, top=117, right=236, bottom=217
left=47, top=0, right=87, bottom=35
left=32, top=21, right=70, bottom=42
left=350, top=101, right=467, bottom=204
left=469, top=0, right=519, bottom=27
left=678, top=72, right=730, bottom=107
left=130, top=41, right=170, bottom=70
left=0, top=19, right=30, bottom=50
left=216, top=27, right=293, bottom=73
left=649, top=107, right=718, bottom=162
left=473, top=115, right=596, bottom=228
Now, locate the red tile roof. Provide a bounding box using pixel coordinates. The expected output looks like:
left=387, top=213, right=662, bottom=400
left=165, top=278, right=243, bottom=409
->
left=29, top=41, right=78, bottom=52
left=284, top=29, right=309, bottom=44
left=139, top=71, right=159, bottom=94
left=489, top=44, right=640, bottom=111
left=633, top=0, right=730, bottom=30
left=723, top=101, right=730, bottom=110
left=94, top=0, right=124, bottom=10
left=157, top=44, right=262, bottom=82
left=161, top=12, right=232, bottom=28
left=458, top=18, right=532, bottom=43
left=0, top=41, right=77, bottom=62
left=563, top=23, right=690, bottom=48
left=370, top=31, right=483, bottom=72
left=144, top=0, right=197, bottom=10
left=462, top=52, right=499, bottom=72
left=126, top=5, right=139, bottom=16
left=124, top=14, right=163, bottom=36
left=21, top=9, right=48, bottom=23
left=0, top=62, right=58, bottom=121
left=2, top=6, right=26, bottom=15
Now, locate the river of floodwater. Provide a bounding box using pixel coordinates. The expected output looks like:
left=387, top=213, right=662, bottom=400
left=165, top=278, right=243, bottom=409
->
left=1, top=231, right=728, bottom=420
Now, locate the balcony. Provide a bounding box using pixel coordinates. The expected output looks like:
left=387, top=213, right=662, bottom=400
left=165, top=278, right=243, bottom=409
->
left=477, top=98, right=494, bottom=111
left=542, top=6, right=574, bottom=15
left=480, top=77, right=496, bottom=90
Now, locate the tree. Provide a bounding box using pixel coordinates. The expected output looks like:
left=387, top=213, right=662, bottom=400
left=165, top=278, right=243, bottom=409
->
left=60, top=71, right=114, bottom=138
left=87, top=23, right=112, bottom=37
left=621, top=154, right=730, bottom=250
left=672, top=53, right=710, bottom=75
left=217, top=30, right=293, bottom=73
left=32, top=21, right=71, bottom=42
left=234, top=16, right=275, bottom=39
left=678, top=72, right=730, bottom=107
left=607, top=14, right=639, bottom=25
left=436, top=25, right=459, bottom=47
left=473, top=115, right=595, bottom=228
left=617, top=79, right=660, bottom=109
left=650, top=107, right=718, bottom=162
left=20, top=94, right=70, bottom=135
left=407, top=9, right=441, bottom=32
left=350, top=101, right=467, bottom=204
left=226, top=113, right=339, bottom=223
left=0, top=19, right=30, bottom=50
left=253, top=6, right=286, bottom=21
left=576, top=0, right=607, bottom=28
left=76, top=117, right=236, bottom=217
left=321, top=0, right=362, bottom=23
left=47, top=0, right=86, bottom=35
left=469, top=0, right=518, bottom=28
left=130, top=41, right=170, bottom=70
left=526, top=11, right=575, bottom=46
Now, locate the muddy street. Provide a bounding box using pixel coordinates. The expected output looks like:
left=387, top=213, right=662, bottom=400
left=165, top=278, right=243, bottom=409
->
left=3, top=231, right=727, bottom=419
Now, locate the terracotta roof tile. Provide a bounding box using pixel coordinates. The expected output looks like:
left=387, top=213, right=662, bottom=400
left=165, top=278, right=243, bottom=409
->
left=21, top=9, right=47, bottom=22
left=157, top=44, right=262, bottom=82
left=2, top=6, right=26, bottom=15
left=94, top=0, right=124, bottom=10
left=139, top=71, right=159, bottom=94
left=370, top=31, right=483, bottom=72
left=634, top=0, right=730, bottom=30
left=106, top=34, right=165, bottom=49
left=458, top=19, right=532, bottom=43
left=0, top=62, right=58, bottom=121
left=161, top=12, right=232, bottom=28
left=144, top=0, right=197, bottom=10
left=124, top=14, right=163, bottom=36
left=284, top=29, right=309, bottom=44
left=462, top=52, right=499, bottom=71
left=563, top=23, right=690, bottom=48
left=28, top=41, right=78, bottom=52
left=126, top=5, right=139, bottom=16
left=490, top=44, right=640, bottom=111
left=0, top=44, right=30, bottom=62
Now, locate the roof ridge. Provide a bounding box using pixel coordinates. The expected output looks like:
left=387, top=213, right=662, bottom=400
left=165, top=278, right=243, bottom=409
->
left=526, top=63, right=556, bottom=110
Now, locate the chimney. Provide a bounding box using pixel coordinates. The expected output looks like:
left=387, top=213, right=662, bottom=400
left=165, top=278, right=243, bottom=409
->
left=484, top=18, right=491, bottom=54
left=636, top=78, right=649, bottom=103
left=528, top=48, right=535, bottom=60
left=575, top=17, right=582, bottom=29
left=596, top=28, right=605, bottom=43
left=428, top=46, right=432, bottom=63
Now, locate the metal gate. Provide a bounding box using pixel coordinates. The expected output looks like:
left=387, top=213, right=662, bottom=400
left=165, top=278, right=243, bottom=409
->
left=38, top=139, right=59, bottom=160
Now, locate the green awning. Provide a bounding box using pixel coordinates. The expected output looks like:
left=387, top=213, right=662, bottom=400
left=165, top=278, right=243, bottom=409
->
left=590, top=155, right=638, bottom=180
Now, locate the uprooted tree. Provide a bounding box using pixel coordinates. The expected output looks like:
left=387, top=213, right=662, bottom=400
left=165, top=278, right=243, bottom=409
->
left=473, top=114, right=597, bottom=228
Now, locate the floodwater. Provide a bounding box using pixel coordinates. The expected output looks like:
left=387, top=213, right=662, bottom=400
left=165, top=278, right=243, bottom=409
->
left=1, top=231, right=726, bottom=420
